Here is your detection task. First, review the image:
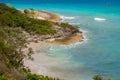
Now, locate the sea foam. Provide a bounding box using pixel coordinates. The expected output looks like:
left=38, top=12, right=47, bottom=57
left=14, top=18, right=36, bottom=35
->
left=94, top=17, right=106, bottom=21
left=49, top=29, right=89, bottom=50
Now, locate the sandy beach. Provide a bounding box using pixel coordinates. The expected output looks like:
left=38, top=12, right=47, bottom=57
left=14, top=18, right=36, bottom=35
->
left=23, top=29, right=84, bottom=80
left=24, top=38, right=84, bottom=80
left=22, top=9, right=84, bottom=80
left=24, top=41, right=68, bottom=79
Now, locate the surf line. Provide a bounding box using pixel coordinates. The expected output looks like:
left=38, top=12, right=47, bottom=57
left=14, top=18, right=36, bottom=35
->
left=94, top=17, right=106, bottom=21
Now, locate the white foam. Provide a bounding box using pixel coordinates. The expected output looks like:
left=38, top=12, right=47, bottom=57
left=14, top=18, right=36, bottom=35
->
left=69, top=22, right=81, bottom=25
left=61, top=16, right=75, bottom=20
left=80, top=28, right=89, bottom=33
left=48, top=28, right=89, bottom=51
left=94, top=17, right=106, bottom=21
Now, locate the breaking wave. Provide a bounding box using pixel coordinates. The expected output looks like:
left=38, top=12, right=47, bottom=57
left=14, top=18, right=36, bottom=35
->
left=94, top=17, right=106, bottom=21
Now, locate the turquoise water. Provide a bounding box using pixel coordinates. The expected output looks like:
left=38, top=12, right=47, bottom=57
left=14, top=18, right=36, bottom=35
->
left=1, top=1, right=120, bottom=80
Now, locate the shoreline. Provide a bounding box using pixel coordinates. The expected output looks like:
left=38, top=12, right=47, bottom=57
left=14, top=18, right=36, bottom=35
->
left=24, top=32, right=85, bottom=80
left=24, top=39, right=85, bottom=80
left=24, top=41, right=65, bottom=79
left=19, top=9, right=84, bottom=45
left=19, top=9, right=61, bottom=22
left=51, top=33, right=83, bottom=45
left=22, top=9, right=84, bottom=80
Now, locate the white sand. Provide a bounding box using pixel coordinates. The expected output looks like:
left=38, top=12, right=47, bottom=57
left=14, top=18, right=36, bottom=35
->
left=23, top=40, right=85, bottom=80
left=24, top=41, right=64, bottom=78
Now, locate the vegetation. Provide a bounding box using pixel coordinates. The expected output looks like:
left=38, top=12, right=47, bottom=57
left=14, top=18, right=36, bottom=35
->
left=0, top=27, right=27, bottom=80
left=0, top=3, right=56, bottom=35
left=93, top=75, right=103, bottom=80
left=0, top=3, right=61, bottom=80
left=93, top=75, right=112, bottom=80
left=0, top=23, right=61, bottom=80
left=59, top=22, right=69, bottom=28
left=0, top=3, right=112, bottom=80
left=24, top=9, right=29, bottom=14
left=26, top=72, right=61, bottom=80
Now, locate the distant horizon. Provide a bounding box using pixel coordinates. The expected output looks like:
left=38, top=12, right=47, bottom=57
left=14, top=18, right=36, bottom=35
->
left=0, top=0, right=120, bottom=5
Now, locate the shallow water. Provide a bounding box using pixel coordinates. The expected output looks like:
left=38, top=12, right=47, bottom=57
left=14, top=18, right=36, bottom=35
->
left=1, top=0, right=120, bottom=80
left=42, top=9, right=120, bottom=79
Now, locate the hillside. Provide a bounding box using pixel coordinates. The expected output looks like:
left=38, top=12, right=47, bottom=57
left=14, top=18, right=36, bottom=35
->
left=0, top=3, right=82, bottom=80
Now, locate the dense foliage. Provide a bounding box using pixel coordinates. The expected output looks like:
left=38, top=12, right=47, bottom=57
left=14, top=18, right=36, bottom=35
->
left=59, top=22, right=69, bottom=28
left=0, top=25, right=61, bottom=80
left=26, top=72, right=61, bottom=80
left=0, top=3, right=61, bottom=80
left=0, top=3, right=56, bottom=35
left=0, top=27, right=27, bottom=80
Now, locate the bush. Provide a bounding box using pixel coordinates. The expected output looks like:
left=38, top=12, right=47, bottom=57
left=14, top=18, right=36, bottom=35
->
left=0, top=75, right=7, bottom=80
left=0, top=3, right=56, bottom=35
left=93, top=75, right=103, bottom=80
left=24, top=9, right=29, bottom=14
left=59, top=22, right=69, bottom=28
left=26, top=72, right=61, bottom=80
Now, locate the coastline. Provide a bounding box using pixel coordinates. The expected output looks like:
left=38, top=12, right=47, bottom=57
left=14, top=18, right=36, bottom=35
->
left=19, top=9, right=61, bottom=22
left=19, top=9, right=84, bottom=45
left=23, top=9, right=84, bottom=80
left=24, top=39, right=85, bottom=80
left=51, top=33, right=83, bottom=45
left=24, top=41, right=74, bottom=80
left=1, top=2, right=119, bottom=80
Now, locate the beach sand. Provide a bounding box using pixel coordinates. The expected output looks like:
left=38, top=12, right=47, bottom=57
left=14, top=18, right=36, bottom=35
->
left=24, top=41, right=66, bottom=79
left=22, top=9, right=84, bottom=80
left=24, top=33, right=84, bottom=80
left=24, top=39, right=84, bottom=80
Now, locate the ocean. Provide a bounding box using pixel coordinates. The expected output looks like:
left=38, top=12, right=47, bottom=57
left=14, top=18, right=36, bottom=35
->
left=1, top=0, right=120, bottom=80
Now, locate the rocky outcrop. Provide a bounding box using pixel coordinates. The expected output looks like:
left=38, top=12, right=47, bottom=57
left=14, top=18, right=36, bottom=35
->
left=20, top=9, right=83, bottom=44
left=26, top=24, right=83, bottom=43
left=20, top=9, right=61, bottom=22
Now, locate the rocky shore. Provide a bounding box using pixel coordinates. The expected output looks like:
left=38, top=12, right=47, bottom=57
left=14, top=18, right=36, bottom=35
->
left=23, top=9, right=84, bottom=79
left=26, top=24, right=83, bottom=45
left=20, top=9, right=83, bottom=44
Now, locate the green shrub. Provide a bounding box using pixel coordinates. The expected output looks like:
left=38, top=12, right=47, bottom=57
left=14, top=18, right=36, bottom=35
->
left=0, top=75, right=7, bottom=80
left=93, top=75, right=103, bottom=80
left=27, top=73, right=40, bottom=80
left=24, top=9, right=29, bottom=14
left=0, top=3, right=56, bottom=35
left=26, top=72, right=61, bottom=80
left=59, top=22, right=69, bottom=28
